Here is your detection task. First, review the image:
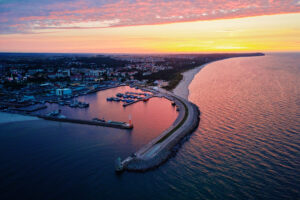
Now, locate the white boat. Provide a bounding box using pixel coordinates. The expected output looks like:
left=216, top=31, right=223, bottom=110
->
left=46, top=109, right=61, bottom=117
left=57, top=114, right=66, bottom=119
left=115, top=157, right=123, bottom=172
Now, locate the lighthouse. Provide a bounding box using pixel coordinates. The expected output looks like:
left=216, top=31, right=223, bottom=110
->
left=128, top=114, right=132, bottom=127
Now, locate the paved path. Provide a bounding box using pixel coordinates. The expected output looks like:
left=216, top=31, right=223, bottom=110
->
left=120, top=88, right=200, bottom=171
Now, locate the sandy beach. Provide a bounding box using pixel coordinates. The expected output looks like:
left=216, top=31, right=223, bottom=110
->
left=173, top=64, right=207, bottom=99
left=0, top=112, right=40, bottom=124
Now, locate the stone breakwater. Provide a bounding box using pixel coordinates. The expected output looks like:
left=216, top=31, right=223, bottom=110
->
left=119, top=92, right=200, bottom=172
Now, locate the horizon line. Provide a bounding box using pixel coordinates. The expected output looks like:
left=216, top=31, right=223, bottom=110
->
left=1, top=51, right=300, bottom=55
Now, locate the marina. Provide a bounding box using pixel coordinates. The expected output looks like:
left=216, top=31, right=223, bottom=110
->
left=1, top=83, right=120, bottom=113
left=1, top=86, right=178, bottom=133
left=106, top=91, right=153, bottom=107
left=2, top=85, right=188, bottom=136
left=2, top=84, right=197, bottom=162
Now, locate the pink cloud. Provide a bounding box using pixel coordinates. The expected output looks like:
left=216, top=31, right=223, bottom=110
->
left=1, top=0, right=300, bottom=33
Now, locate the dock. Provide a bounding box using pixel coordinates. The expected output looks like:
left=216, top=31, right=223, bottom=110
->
left=11, top=105, right=47, bottom=113
left=122, top=99, right=142, bottom=107
left=37, top=115, right=133, bottom=129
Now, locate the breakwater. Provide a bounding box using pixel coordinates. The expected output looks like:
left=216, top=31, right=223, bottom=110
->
left=118, top=91, right=200, bottom=172
left=37, top=115, right=133, bottom=129
left=12, top=105, right=47, bottom=113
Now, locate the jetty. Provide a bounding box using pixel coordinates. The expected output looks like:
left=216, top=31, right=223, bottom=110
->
left=37, top=115, right=133, bottom=129
left=11, top=105, right=47, bottom=113
left=116, top=88, right=200, bottom=172
left=122, top=97, right=152, bottom=107
left=122, top=99, right=142, bottom=107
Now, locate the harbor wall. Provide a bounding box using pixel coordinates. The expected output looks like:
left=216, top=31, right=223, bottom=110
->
left=37, top=115, right=132, bottom=129
left=123, top=102, right=200, bottom=171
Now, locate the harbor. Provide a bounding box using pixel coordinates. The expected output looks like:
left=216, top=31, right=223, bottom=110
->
left=0, top=83, right=121, bottom=112
left=2, top=86, right=178, bottom=132
left=2, top=83, right=197, bottom=170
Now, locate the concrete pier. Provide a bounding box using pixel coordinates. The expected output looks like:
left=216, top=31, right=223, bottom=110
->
left=37, top=115, right=133, bottom=129
left=11, top=105, right=47, bottom=113
left=118, top=89, right=200, bottom=172
left=122, top=99, right=143, bottom=107
left=122, top=96, right=155, bottom=107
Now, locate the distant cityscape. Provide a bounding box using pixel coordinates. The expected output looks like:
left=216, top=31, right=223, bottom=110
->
left=0, top=53, right=263, bottom=113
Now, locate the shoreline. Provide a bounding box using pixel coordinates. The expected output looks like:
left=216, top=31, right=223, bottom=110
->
left=172, top=54, right=266, bottom=99
left=172, top=63, right=207, bottom=99
left=0, top=112, right=40, bottom=124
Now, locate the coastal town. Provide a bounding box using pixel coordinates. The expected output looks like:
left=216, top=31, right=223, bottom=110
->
left=0, top=54, right=171, bottom=113
left=0, top=52, right=208, bottom=173
left=0, top=53, right=263, bottom=114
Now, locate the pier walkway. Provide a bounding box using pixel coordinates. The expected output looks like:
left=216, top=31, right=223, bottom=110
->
left=118, top=88, right=200, bottom=172
left=37, top=115, right=133, bottom=129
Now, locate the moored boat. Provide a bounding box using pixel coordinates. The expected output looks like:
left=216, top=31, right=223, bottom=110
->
left=143, top=97, right=149, bottom=102
left=115, top=157, right=123, bottom=172
left=92, top=117, right=105, bottom=122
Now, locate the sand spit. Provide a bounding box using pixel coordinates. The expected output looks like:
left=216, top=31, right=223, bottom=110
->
left=173, top=64, right=207, bottom=99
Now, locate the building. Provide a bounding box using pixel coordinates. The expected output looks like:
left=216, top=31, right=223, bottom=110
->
left=56, top=69, right=71, bottom=78
left=21, top=95, right=35, bottom=102
left=154, top=80, right=169, bottom=87
left=56, top=88, right=72, bottom=96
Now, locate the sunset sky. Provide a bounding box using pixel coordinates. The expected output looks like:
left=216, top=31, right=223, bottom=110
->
left=0, top=0, right=300, bottom=53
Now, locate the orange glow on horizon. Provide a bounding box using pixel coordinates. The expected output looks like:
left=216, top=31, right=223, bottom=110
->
left=0, top=13, right=299, bottom=53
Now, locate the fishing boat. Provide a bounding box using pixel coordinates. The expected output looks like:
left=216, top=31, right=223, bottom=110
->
left=115, top=157, right=123, bottom=172
left=69, top=101, right=78, bottom=107
left=78, top=102, right=89, bottom=108
left=46, top=109, right=61, bottom=117
left=143, top=97, right=149, bottom=102
left=114, top=98, right=121, bottom=102
left=125, top=99, right=134, bottom=103
left=116, top=93, right=123, bottom=97
left=92, top=117, right=105, bottom=122
left=107, top=120, right=133, bottom=128
left=57, top=114, right=66, bottom=119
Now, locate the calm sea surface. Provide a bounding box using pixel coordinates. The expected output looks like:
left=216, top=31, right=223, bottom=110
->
left=0, top=54, right=299, bottom=200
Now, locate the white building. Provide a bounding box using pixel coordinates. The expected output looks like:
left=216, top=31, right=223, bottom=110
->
left=56, top=88, right=72, bottom=96
left=154, top=80, right=168, bottom=87
left=56, top=69, right=71, bottom=78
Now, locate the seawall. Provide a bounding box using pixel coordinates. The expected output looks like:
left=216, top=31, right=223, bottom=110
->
left=37, top=115, right=133, bottom=129
left=119, top=91, right=200, bottom=172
